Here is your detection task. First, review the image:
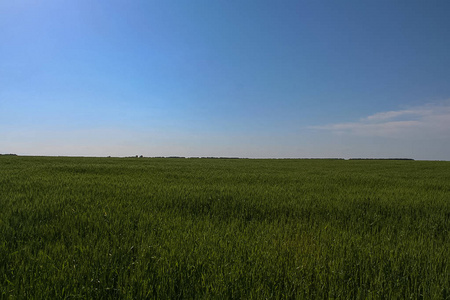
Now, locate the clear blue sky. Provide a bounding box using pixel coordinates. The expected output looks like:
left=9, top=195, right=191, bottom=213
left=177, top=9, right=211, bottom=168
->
left=1, top=0, right=450, bottom=159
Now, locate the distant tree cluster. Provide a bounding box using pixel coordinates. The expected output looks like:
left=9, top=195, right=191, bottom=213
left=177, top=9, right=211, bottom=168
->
left=194, top=157, right=241, bottom=159
left=0, top=153, right=18, bottom=156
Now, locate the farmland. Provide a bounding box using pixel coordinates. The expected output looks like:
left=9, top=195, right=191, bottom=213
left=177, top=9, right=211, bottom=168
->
left=0, top=156, right=449, bottom=299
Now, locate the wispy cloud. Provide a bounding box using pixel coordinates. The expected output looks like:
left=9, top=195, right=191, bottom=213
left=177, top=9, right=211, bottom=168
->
left=310, top=102, right=450, bottom=139
left=363, top=109, right=431, bottom=122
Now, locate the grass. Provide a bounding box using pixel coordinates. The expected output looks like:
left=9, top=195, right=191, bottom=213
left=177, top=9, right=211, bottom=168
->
left=0, top=156, right=449, bottom=299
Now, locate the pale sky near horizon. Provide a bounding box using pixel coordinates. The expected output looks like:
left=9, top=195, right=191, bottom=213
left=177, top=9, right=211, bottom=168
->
left=1, top=1, right=450, bottom=160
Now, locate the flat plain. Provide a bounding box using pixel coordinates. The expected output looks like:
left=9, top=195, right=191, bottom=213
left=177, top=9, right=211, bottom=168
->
left=0, top=156, right=449, bottom=299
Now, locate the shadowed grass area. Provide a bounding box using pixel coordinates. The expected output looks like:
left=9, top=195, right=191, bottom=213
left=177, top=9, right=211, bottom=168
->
left=1, top=156, right=449, bottom=299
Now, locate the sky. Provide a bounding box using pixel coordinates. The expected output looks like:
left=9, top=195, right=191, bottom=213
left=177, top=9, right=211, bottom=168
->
left=1, top=0, right=450, bottom=160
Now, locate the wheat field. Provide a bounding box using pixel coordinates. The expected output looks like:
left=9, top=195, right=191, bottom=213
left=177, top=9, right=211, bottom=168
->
left=1, top=156, right=449, bottom=299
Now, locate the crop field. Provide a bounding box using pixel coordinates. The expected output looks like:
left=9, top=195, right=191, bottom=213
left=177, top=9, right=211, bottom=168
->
left=0, top=156, right=449, bottom=299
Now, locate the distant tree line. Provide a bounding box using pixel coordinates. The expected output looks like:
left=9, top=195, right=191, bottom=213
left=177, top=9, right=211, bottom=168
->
left=117, top=156, right=415, bottom=161
left=349, top=158, right=414, bottom=160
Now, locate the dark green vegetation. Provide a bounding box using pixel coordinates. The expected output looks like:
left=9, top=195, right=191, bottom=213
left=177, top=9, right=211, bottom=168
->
left=1, top=156, right=449, bottom=299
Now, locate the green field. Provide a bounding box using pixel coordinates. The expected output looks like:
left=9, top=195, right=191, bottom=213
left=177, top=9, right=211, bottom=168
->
left=1, top=156, right=449, bottom=299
